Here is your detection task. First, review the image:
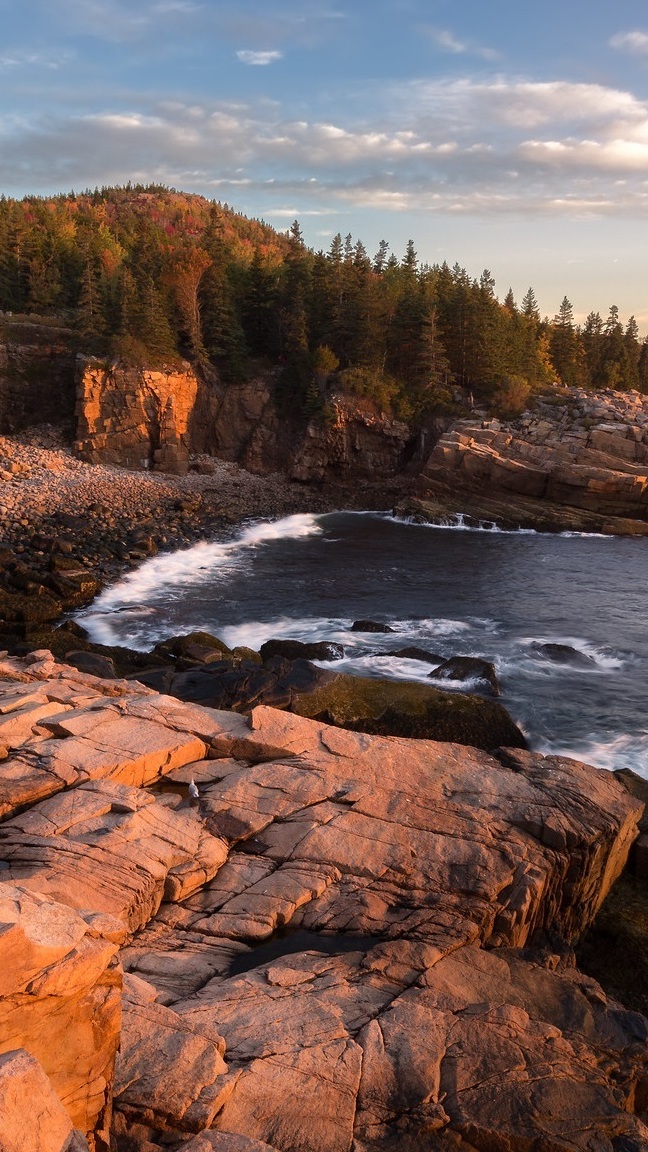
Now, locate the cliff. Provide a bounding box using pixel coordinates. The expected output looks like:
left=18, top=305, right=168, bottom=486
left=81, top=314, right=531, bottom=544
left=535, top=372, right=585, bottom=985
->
left=5, top=333, right=648, bottom=531
left=0, top=650, right=646, bottom=1152
left=411, top=387, right=648, bottom=533
left=73, top=359, right=412, bottom=481
left=0, top=318, right=77, bottom=434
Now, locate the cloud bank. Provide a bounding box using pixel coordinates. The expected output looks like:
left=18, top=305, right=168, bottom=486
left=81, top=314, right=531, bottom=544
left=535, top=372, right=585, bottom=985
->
left=3, top=74, right=648, bottom=221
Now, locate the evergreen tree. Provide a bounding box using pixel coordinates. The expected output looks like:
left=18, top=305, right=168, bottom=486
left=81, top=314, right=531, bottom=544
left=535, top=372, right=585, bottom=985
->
left=549, top=297, right=586, bottom=388
left=521, top=287, right=540, bottom=322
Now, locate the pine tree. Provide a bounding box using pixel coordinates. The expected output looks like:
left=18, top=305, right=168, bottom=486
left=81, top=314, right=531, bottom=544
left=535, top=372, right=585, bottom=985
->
left=549, top=297, right=586, bottom=388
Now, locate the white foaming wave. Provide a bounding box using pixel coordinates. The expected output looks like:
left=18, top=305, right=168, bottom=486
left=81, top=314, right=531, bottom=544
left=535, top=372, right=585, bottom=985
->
left=236, top=514, right=323, bottom=547
left=343, top=508, right=619, bottom=540
left=82, top=514, right=322, bottom=612
left=334, top=654, right=437, bottom=684
left=367, top=511, right=537, bottom=535
left=535, top=731, right=648, bottom=778
left=389, top=617, right=478, bottom=639
left=219, top=615, right=350, bottom=652
left=558, top=531, right=611, bottom=539
left=79, top=513, right=323, bottom=645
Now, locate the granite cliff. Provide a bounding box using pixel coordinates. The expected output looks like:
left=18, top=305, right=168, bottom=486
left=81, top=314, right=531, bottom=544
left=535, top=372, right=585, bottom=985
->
left=73, top=359, right=412, bottom=483
left=71, top=354, right=648, bottom=531
left=0, top=650, right=646, bottom=1152
left=4, top=329, right=648, bottom=534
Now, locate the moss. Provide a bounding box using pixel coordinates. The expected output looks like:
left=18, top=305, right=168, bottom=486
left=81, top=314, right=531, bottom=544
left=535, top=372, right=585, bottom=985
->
left=291, top=672, right=526, bottom=752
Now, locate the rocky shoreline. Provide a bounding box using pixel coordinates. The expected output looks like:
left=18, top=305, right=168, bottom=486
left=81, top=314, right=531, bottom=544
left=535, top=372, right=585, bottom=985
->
left=1, top=402, right=648, bottom=1150
left=0, top=649, right=647, bottom=1152
left=0, top=425, right=410, bottom=641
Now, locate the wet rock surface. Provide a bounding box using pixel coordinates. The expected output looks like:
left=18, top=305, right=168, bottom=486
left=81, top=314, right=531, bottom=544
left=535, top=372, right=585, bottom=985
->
left=0, top=652, right=646, bottom=1151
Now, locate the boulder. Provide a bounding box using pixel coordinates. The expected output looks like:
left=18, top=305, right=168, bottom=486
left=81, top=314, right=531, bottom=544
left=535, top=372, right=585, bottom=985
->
left=529, top=641, right=597, bottom=668
left=290, top=671, right=523, bottom=750
left=428, top=655, right=501, bottom=696
left=259, top=639, right=345, bottom=662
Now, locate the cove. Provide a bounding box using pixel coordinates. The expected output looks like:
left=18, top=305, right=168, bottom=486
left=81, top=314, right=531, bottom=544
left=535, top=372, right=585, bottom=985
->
left=78, top=511, right=648, bottom=778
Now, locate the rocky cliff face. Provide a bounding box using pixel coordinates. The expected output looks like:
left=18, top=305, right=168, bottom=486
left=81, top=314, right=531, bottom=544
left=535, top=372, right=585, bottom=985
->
left=0, top=320, right=76, bottom=434
left=422, top=387, right=648, bottom=527
left=0, top=650, right=646, bottom=1152
left=290, top=395, right=411, bottom=482
left=73, top=360, right=412, bottom=481
left=74, top=359, right=207, bottom=475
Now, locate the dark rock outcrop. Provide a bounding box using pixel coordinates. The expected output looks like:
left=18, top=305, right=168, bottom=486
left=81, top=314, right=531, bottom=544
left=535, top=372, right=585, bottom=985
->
left=428, top=654, right=501, bottom=696
left=258, top=639, right=344, bottom=662
left=351, top=619, right=395, bottom=633
left=0, top=320, right=76, bottom=435
left=529, top=641, right=597, bottom=667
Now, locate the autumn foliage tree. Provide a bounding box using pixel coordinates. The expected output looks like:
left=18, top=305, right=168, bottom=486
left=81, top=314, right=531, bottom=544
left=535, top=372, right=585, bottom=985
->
left=0, top=184, right=646, bottom=422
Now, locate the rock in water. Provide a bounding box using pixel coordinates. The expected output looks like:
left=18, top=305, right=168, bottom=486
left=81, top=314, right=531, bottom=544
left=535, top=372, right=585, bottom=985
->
left=350, top=619, right=395, bottom=633
left=259, top=639, right=345, bottom=662
left=291, top=670, right=521, bottom=749
left=530, top=641, right=597, bottom=667
left=428, top=654, right=501, bottom=696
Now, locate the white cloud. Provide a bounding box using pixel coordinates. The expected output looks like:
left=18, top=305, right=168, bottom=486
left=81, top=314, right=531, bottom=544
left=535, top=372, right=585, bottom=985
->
left=0, top=48, right=72, bottom=71
left=431, top=29, right=466, bottom=54
left=53, top=0, right=202, bottom=42
left=236, top=49, right=283, bottom=65
left=610, top=30, right=648, bottom=57
left=4, top=75, right=648, bottom=221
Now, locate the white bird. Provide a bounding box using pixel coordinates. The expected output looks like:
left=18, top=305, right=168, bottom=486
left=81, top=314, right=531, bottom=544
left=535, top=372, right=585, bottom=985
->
left=188, top=778, right=200, bottom=801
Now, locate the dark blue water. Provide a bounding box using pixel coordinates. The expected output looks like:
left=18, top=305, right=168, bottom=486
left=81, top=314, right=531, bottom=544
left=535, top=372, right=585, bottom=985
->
left=79, top=511, right=648, bottom=777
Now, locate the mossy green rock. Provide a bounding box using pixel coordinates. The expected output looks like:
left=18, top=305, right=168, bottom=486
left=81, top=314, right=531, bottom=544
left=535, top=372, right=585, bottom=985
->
left=290, top=672, right=526, bottom=752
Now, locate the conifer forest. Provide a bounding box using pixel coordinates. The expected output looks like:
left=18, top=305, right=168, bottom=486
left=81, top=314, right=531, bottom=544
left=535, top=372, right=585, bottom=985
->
left=1, top=185, right=646, bottom=422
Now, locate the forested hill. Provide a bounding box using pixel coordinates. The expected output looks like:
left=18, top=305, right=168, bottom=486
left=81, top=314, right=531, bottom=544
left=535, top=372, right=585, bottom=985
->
left=1, top=184, right=647, bottom=421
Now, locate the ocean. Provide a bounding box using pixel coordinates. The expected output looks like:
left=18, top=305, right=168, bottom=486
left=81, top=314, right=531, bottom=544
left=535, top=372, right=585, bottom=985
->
left=78, top=510, right=648, bottom=778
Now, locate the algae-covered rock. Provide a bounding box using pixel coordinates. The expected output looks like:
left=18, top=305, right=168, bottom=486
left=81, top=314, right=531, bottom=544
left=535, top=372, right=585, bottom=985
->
left=0, top=588, right=63, bottom=626
left=290, top=671, right=526, bottom=751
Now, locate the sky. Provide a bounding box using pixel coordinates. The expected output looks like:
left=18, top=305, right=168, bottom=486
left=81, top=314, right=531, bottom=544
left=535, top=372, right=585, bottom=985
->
left=3, top=0, right=648, bottom=329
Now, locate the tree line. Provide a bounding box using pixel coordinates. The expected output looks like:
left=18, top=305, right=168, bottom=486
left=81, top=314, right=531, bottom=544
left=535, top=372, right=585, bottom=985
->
left=1, top=185, right=647, bottom=423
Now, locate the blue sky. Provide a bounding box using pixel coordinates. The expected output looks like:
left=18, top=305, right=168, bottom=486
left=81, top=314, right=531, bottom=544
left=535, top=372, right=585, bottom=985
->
left=3, top=0, right=648, bottom=328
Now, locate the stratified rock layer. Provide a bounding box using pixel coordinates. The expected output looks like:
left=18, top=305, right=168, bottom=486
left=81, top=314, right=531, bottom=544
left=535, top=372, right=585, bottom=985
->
left=0, top=652, right=646, bottom=1151
left=422, top=391, right=648, bottom=529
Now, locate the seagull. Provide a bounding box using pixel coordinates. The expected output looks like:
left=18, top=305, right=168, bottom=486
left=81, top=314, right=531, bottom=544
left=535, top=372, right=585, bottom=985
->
left=188, top=778, right=200, bottom=803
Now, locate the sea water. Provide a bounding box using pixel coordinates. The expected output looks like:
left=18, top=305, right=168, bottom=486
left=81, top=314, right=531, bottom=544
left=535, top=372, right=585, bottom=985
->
left=78, top=511, right=648, bottom=778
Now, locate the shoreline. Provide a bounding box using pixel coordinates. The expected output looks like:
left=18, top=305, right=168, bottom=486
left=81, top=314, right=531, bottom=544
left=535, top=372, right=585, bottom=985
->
left=0, top=426, right=410, bottom=638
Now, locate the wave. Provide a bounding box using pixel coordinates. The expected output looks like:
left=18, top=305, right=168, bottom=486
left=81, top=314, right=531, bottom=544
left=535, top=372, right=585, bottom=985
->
left=79, top=513, right=323, bottom=645
left=340, top=510, right=537, bottom=535
left=536, top=731, right=648, bottom=778
left=336, top=509, right=619, bottom=540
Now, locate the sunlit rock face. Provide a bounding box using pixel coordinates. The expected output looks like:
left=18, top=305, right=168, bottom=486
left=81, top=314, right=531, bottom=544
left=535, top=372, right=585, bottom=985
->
left=422, top=388, right=648, bottom=528
left=74, top=359, right=204, bottom=474
left=0, top=651, right=646, bottom=1151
